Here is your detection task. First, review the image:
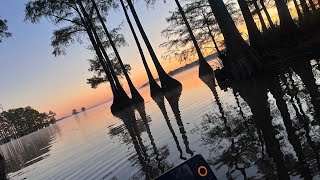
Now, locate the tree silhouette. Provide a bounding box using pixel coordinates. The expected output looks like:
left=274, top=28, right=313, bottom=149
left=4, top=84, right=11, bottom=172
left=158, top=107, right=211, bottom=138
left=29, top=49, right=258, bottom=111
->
left=0, top=18, right=11, bottom=43
left=174, top=0, right=213, bottom=77
left=160, top=0, right=239, bottom=62
left=259, top=0, right=275, bottom=30
left=308, top=0, right=317, bottom=12
left=90, top=0, right=144, bottom=103
left=119, top=0, right=162, bottom=98
left=87, top=53, right=131, bottom=88
left=76, top=0, right=133, bottom=112
left=251, top=0, right=268, bottom=32
left=25, top=0, right=133, bottom=112
left=126, top=0, right=182, bottom=92
left=0, top=107, right=56, bottom=140
left=72, top=109, right=78, bottom=115
left=238, top=0, right=264, bottom=53
left=207, top=0, right=262, bottom=80
left=201, top=12, right=223, bottom=57
left=292, top=0, right=304, bottom=22
left=274, top=0, right=298, bottom=33
left=0, top=152, right=6, bottom=180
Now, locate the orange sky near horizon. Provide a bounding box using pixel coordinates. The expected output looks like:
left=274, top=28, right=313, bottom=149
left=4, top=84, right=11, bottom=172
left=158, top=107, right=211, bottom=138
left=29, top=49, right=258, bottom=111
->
left=55, top=0, right=308, bottom=118
left=1, top=0, right=315, bottom=119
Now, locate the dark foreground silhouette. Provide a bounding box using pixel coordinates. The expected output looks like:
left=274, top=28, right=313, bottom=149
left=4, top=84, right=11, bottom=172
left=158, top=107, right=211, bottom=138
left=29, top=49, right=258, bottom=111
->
left=200, top=54, right=320, bottom=178
left=111, top=50, right=320, bottom=179
left=0, top=154, right=6, bottom=180
left=110, top=82, right=200, bottom=179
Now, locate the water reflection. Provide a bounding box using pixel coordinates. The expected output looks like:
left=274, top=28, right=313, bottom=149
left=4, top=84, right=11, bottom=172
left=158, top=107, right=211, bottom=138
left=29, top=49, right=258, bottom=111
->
left=0, top=124, right=61, bottom=174
left=201, top=74, right=264, bottom=179
left=281, top=70, right=320, bottom=175
left=292, top=59, right=320, bottom=123
left=164, top=85, right=194, bottom=157
left=111, top=104, right=172, bottom=179
left=109, top=81, right=199, bottom=179
left=197, top=58, right=320, bottom=179
left=152, top=92, right=187, bottom=160
left=111, top=107, right=151, bottom=178
left=4, top=56, right=320, bottom=179
left=108, top=57, right=320, bottom=179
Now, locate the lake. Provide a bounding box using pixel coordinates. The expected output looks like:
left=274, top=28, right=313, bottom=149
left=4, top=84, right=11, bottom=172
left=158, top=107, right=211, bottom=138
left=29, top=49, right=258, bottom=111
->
left=1, top=57, right=320, bottom=180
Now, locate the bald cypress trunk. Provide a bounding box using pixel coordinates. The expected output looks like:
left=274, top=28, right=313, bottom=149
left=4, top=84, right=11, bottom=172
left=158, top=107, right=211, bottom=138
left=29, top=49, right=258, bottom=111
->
left=308, top=0, right=317, bottom=12
left=238, top=0, right=264, bottom=53
left=77, top=2, right=132, bottom=111
left=292, top=0, right=304, bottom=22
left=209, top=32, right=221, bottom=56
left=127, top=0, right=182, bottom=92
left=207, top=0, right=261, bottom=79
left=253, top=0, right=268, bottom=32
left=91, top=0, right=143, bottom=103
left=203, top=16, right=222, bottom=56
left=274, top=0, right=298, bottom=33
left=75, top=4, right=117, bottom=95
left=300, top=0, right=311, bottom=15
left=174, top=0, right=213, bottom=77
left=119, top=0, right=161, bottom=97
left=201, top=12, right=222, bottom=57
left=260, top=0, right=275, bottom=30
left=87, top=22, right=122, bottom=91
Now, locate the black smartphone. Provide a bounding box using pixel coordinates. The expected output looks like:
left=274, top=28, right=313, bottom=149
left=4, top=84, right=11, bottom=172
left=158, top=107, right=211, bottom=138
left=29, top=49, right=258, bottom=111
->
left=155, top=154, right=217, bottom=180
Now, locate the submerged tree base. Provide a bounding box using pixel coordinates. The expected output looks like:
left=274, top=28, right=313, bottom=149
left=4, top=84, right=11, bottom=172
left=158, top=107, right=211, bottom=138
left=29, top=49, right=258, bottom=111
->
left=149, top=79, right=163, bottom=99
left=199, top=57, right=214, bottom=78
left=111, top=90, right=133, bottom=114
left=131, top=89, right=144, bottom=104
left=215, top=50, right=262, bottom=85
left=159, top=74, right=182, bottom=93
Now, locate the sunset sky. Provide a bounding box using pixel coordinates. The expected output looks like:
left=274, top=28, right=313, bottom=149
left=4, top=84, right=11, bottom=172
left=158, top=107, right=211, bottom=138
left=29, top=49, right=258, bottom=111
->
left=0, top=0, right=185, bottom=118
left=0, top=0, right=301, bottom=118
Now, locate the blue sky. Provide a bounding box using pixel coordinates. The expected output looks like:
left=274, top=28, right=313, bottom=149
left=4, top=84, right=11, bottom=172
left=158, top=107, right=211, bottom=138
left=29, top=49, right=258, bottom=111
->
left=0, top=0, right=180, bottom=117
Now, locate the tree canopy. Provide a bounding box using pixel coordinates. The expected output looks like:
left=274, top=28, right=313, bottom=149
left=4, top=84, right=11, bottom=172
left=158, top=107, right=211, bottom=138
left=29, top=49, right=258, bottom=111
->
left=0, top=18, right=11, bottom=43
left=160, top=0, right=239, bottom=62
left=0, top=106, right=56, bottom=143
left=25, top=0, right=131, bottom=88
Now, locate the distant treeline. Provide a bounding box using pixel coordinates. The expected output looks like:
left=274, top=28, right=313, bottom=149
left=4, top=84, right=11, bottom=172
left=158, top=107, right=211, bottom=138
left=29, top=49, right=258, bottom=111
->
left=140, top=54, right=218, bottom=89
left=0, top=106, right=56, bottom=144
left=168, top=54, right=218, bottom=76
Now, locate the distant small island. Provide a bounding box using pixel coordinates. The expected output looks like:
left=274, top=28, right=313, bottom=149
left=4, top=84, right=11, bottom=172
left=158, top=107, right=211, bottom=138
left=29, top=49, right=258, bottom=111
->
left=140, top=53, right=218, bottom=89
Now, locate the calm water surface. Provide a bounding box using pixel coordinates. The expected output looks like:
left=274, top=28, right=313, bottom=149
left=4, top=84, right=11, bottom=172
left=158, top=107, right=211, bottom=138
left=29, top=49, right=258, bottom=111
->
left=1, top=58, right=320, bottom=180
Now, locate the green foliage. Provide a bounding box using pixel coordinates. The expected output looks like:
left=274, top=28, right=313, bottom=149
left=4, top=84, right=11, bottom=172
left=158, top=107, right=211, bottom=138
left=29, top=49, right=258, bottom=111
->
left=0, top=18, right=12, bottom=43
left=0, top=107, right=56, bottom=143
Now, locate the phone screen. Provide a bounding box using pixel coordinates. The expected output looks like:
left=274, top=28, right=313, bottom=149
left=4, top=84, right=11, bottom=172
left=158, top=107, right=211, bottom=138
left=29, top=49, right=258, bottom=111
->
left=156, top=163, right=197, bottom=180
left=155, top=155, right=217, bottom=180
